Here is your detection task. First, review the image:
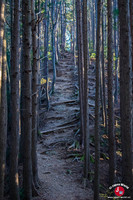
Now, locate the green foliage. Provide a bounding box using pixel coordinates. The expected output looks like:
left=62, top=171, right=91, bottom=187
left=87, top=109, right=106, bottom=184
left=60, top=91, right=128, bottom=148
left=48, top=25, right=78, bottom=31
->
left=65, top=42, right=71, bottom=51
left=113, top=9, right=119, bottom=17
left=113, top=55, right=118, bottom=62
left=103, top=0, right=107, bottom=9
left=89, top=40, right=94, bottom=54
left=20, top=188, right=24, bottom=200
left=90, top=135, right=94, bottom=144
left=48, top=51, right=52, bottom=60
left=80, top=154, right=94, bottom=163
left=38, top=130, right=42, bottom=136
left=80, top=155, right=84, bottom=161
left=100, top=152, right=109, bottom=160
left=104, top=45, right=108, bottom=58
left=47, top=2, right=52, bottom=9
left=113, top=22, right=118, bottom=30
left=90, top=53, right=96, bottom=59
left=40, top=45, right=44, bottom=52
left=41, top=9, right=45, bottom=14
left=48, top=43, right=52, bottom=51
left=55, top=60, right=58, bottom=65
left=75, top=141, right=80, bottom=149
left=90, top=154, right=95, bottom=163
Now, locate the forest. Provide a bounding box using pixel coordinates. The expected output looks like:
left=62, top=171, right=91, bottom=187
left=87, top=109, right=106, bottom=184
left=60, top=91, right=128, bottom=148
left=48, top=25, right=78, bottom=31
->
left=0, top=0, right=133, bottom=199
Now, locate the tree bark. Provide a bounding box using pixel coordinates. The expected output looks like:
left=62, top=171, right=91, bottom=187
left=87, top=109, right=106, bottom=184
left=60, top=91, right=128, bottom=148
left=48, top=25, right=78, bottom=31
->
left=94, top=0, right=101, bottom=199
left=44, top=0, right=49, bottom=109
left=82, top=0, right=90, bottom=183
left=118, top=0, right=133, bottom=196
left=73, top=0, right=76, bottom=65
left=61, top=0, right=66, bottom=49
left=51, top=0, right=56, bottom=93
left=101, top=2, right=107, bottom=131
left=10, top=0, right=20, bottom=199
left=114, top=0, right=119, bottom=104
left=130, top=0, right=133, bottom=73
left=0, top=2, right=7, bottom=199
left=31, top=0, right=39, bottom=189
left=0, top=0, right=5, bottom=103
left=107, top=0, right=115, bottom=186
left=92, top=0, right=95, bottom=52
left=22, top=0, right=32, bottom=199
left=76, top=0, right=84, bottom=146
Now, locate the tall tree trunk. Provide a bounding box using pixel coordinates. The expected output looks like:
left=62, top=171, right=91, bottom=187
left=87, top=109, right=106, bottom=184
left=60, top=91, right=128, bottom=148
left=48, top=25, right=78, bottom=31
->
left=82, top=0, right=90, bottom=183
left=118, top=0, right=133, bottom=196
left=31, top=0, right=39, bottom=189
left=51, top=0, right=56, bottom=93
left=92, top=0, right=95, bottom=52
left=63, top=0, right=66, bottom=48
left=37, top=0, right=40, bottom=71
left=0, top=32, right=7, bottom=200
left=0, top=2, right=7, bottom=199
left=107, top=0, right=115, bottom=186
left=44, top=0, right=49, bottom=109
left=20, top=9, right=25, bottom=164
left=37, top=0, right=40, bottom=132
left=73, top=0, right=76, bottom=65
left=101, top=2, right=107, bottom=131
left=60, top=0, right=63, bottom=48
left=0, top=0, right=5, bottom=104
left=22, top=0, right=32, bottom=199
left=130, top=2, right=133, bottom=178
left=104, top=10, right=107, bottom=47
left=10, top=0, right=20, bottom=199
left=61, top=0, right=66, bottom=49
left=56, top=30, right=59, bottom=61
left=76, top=0, right=84, bottom=146
left=94, top=0, right=101, bottom=199
left=130, top=0, right=133, bottom=73
left=114, top=0, right=119, bottom=104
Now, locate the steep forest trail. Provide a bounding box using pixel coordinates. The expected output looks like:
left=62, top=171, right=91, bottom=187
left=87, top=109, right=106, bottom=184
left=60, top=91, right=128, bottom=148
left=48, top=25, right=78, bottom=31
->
left=35, top=52, right=94, bottom=200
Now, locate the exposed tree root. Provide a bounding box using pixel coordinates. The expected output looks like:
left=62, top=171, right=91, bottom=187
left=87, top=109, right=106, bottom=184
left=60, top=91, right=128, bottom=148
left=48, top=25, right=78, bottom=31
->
left=40, top=124, right=79, bottom=135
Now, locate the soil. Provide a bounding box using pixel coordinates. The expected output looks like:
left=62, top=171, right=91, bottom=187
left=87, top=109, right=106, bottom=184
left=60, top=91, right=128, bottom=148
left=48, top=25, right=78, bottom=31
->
left=34, top=52, right=94, bottom=200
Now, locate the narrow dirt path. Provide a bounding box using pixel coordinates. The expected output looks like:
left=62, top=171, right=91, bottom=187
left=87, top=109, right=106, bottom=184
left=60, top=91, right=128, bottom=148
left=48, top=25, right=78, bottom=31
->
left=35, top=52, right=93, bottom=200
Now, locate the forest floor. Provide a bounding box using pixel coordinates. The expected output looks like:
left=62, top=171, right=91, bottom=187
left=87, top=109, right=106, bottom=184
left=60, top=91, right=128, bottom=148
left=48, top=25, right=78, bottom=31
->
left=34, top=52, right=110, bottom=200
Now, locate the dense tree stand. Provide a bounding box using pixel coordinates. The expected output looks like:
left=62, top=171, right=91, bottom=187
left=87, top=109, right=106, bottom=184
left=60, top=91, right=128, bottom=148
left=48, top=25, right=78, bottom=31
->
left=1, top=0, right=133, bottom=199
left=35, top=52, right=94, bottom=200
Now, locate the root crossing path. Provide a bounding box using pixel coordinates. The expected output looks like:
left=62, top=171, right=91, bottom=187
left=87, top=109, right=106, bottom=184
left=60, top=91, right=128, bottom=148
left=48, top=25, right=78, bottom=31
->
left=36, top=52, right=93, bottom=200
